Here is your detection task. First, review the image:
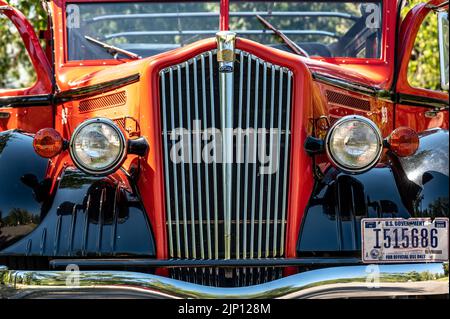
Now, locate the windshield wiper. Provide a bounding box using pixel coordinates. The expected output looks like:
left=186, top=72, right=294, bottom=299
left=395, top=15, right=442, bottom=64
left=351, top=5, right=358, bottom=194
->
left=85, top=36, right=141, bottom=60
left=256, top=15, right=310, bottom=58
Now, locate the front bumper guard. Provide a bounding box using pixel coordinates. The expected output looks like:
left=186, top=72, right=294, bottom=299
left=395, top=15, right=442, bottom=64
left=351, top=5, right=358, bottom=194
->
left=1, top=263, right=448, bottom=299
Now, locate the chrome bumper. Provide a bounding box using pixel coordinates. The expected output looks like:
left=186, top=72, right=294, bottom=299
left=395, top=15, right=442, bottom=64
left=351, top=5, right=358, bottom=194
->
left=0, top=263, right=448, bottom=299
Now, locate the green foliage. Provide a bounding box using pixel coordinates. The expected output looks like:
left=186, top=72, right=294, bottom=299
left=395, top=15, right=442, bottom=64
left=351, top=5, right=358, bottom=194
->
left=404, top=0, right=443, bottom=91
left=0, top=0, right=47, bottom=88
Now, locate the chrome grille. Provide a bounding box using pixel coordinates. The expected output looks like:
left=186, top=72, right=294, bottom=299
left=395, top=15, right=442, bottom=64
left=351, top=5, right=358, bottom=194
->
left=169, top=267, right=284, bottom=287
left=160, top=49, right=293, bottom=261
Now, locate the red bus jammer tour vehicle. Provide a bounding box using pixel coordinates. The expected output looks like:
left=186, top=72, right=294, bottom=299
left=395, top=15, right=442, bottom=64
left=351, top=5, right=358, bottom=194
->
left=0, top=0, right=449, bottom=298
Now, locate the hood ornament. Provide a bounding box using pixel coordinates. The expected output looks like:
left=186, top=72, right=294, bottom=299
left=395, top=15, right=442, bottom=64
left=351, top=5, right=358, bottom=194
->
left=217, top=31, right=236, bottom=73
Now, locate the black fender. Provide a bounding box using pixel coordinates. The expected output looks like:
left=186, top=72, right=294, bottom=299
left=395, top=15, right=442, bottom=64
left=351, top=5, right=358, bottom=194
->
left=0, top=167, right=155, bottom=257
left=396, top=128, right=449, bottom=216
left=0, top=166, right=156, bottom=257
left=0, top=130, right=51, bottom=250
left=298, top=129, right=449, bottom=254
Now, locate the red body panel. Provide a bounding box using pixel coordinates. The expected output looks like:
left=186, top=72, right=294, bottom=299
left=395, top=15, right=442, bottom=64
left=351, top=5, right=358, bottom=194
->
left=396, top=104, right=449, bottom=131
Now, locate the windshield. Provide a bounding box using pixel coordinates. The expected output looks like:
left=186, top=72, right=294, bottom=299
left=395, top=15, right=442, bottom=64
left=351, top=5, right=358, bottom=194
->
left=66, top=1, right=383, bottom=61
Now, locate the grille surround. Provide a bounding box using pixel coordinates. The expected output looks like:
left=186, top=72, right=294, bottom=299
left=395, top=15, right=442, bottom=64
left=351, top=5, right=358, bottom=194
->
left=159, top=49, right=293, bottom=262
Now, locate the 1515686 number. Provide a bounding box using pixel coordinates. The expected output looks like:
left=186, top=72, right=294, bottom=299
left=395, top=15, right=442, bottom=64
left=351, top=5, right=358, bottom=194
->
left=372, top=228, right=439, bottom=249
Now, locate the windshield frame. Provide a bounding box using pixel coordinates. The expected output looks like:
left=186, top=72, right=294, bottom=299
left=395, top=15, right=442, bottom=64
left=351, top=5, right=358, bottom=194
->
left=60, top=0, right=395, bottom=67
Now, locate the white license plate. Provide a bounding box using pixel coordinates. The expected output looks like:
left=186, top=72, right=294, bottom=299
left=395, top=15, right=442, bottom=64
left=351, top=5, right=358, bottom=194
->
left=362, top=218, right=449, bottom=263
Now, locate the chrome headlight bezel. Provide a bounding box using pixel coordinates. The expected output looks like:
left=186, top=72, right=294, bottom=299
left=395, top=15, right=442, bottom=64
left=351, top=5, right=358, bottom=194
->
left=69, top=118, right=127, bottom=176
left=325, top=115, right=383, bottom=174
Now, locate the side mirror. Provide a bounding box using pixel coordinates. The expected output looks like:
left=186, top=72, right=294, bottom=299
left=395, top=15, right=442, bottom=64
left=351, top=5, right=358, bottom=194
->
left=438, top=11, right=449, bottom=91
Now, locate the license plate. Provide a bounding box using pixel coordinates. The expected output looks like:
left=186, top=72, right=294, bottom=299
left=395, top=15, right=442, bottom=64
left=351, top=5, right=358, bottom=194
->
left=362, top=218, right=449, bottom=263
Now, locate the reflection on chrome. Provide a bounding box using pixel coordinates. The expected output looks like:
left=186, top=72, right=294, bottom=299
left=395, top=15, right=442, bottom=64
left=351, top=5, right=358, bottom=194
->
left=1, top=263, right=448, bottom=299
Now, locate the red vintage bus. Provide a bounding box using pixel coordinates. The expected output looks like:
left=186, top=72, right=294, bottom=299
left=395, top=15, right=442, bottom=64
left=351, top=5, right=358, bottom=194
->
left=0, top=0, right=448, bottom=298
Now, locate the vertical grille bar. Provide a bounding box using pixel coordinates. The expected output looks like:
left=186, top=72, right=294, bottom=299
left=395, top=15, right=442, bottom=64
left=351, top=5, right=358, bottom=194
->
left=258, top=63, right=268, bottom=257
left=160, top=50, right=293, bottom=264
left=271, top=69, right=284, bottom=257
left=279, top=71, right=293, bottom=256
left=244, top=54, right=252, bottom=259
left=177, top=65, right=190, bottom=259
left=201, top=55, right=212, bottom=259
left=185, top=61, right=197, bottom=259
left=208, top=51, right=219, bottom=260
left=261, top=65, right=276, bottom=257
left=160, top=73, right=174, bottom=257
left=193, top=58, right=205, bottom=259
left=235, top=51, right=244, bottom=259
left=251, top=59, right=260, bottom=258
left=169, top=68, right=182, bottom=258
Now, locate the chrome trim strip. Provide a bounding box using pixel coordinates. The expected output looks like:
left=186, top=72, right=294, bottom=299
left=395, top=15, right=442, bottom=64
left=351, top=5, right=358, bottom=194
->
left=398, top=93, right=449, bottom=109
left=0, top=94, right=53, bottom=108
left=55, top=74, right=140, bottom=103
left=1, top=264, right=447, bottom=299
left=111, top=185, right=120, bottom=253
left=49, top=257, right=362, bottom=268
left=312, top=72, right=377, bottom=96
left=312, top=72, right=397, bottom=103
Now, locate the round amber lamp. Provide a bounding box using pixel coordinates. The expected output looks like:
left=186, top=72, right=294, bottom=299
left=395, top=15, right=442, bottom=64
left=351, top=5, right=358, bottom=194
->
left=33, top=128, right=64, bottom=158
left=388, top=127, right=419, bottom=157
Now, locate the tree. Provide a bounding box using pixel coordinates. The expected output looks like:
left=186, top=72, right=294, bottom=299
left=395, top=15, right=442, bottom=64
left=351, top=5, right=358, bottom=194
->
left=0, top=0, right=47, bottom=88
left=403, top=0, right=443, bottom=91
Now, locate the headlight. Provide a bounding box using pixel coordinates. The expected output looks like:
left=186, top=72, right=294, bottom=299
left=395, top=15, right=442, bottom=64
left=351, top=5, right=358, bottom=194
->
left=69, top=118, right=126, bottom=176
left=325, top=115, right=383, bottom=173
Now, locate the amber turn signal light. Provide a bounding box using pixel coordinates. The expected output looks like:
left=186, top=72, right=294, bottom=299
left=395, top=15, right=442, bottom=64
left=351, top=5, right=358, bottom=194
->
left=33, top=128, right=64, bottom=158
left=387, top=127, right=419, bottom=157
